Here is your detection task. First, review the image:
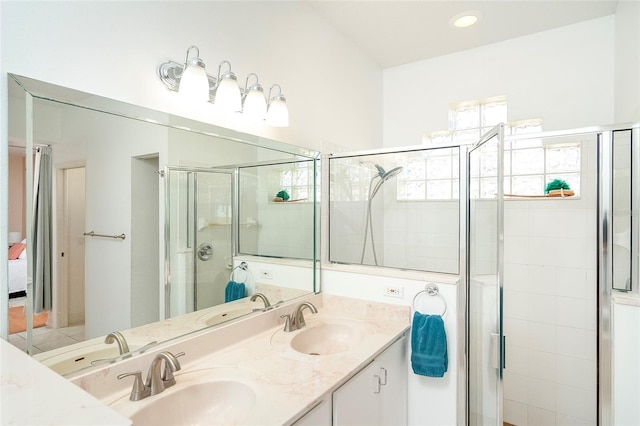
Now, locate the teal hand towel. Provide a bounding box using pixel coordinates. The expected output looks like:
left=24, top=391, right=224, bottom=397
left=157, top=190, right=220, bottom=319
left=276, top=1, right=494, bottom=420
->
left=224, top=281, right=246, bottom=302
left=411, top=312, right=448, bottom=377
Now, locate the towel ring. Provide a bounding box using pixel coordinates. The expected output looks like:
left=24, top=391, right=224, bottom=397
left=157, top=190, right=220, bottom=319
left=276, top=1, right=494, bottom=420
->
left=412, top=283, right=447, bottom=316
left=230, top=261, right=250, bottom=283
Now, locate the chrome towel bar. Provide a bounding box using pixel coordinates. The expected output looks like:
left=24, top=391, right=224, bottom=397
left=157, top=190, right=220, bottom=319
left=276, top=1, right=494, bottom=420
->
left=83, top=231, right=126, bottom=240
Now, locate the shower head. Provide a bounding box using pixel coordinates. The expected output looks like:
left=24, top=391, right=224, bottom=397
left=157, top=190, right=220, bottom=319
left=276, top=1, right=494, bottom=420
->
left=381, top=166, right=403, bottom=181
left=368, top=165, right=403, bottom=199
left=367, top=163, right=403, bottom=180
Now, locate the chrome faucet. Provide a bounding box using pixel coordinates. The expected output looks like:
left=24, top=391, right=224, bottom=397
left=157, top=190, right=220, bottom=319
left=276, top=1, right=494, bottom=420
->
left=105, top=331, right=130, bottom=355
left=281, top=302, right=318, bottom=332
left=146, top=351, right=182, bottom=395
left=250, top=293, right=271, bottom=309
left=117, top=351, right=183, bottom=401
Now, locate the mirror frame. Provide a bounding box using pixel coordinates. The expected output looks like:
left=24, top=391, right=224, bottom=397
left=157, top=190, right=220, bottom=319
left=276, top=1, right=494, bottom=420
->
left=5, top=73, right=320, bottom=374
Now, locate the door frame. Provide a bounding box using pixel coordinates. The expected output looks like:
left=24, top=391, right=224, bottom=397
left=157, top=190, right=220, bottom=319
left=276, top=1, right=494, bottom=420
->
left=464, top=125, right=505, bottom=426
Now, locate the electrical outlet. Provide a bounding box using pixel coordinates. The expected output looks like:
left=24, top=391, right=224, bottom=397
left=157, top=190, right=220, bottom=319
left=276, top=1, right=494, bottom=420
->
left=383, top=285, right=403, bottom=298
left=259, top=270, right=273, bottom=280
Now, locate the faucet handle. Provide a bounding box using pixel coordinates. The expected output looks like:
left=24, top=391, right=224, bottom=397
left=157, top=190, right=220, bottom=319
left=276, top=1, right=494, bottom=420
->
left=281, top=314, right=294, bottom=332
left=117, top=371, right=150, bottom=401
left=162, top=352, right=185, bottom=387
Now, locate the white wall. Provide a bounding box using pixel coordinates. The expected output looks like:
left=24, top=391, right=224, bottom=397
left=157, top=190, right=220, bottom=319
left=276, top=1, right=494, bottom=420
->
left=0, top=1, right=382, bottom=153
left=383, top=16, right=615, bottom=148
left=614, top=1, right=640, bottom=123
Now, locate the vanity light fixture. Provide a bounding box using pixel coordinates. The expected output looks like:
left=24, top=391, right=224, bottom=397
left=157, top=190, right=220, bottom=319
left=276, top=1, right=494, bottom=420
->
left=177, top=46, right=210, bottom=103
left=265, top=84, right=289, bottom=127
left=449, top=11, right=482, bottom=28
left=157, top=45, right=289, bottom=126
left=241, top=73, right=267, bottom=120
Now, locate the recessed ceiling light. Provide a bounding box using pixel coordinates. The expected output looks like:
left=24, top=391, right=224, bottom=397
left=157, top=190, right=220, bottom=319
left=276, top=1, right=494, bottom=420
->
left=450, top=11, right=482, bottom=29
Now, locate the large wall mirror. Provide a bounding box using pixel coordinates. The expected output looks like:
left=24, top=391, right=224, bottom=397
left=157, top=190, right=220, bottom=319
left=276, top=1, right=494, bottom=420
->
left=5, top=74, right=319, bottom=376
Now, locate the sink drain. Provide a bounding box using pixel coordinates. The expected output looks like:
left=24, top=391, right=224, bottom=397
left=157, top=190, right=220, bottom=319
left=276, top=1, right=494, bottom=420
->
left=308, top=352, right=320, bottom=356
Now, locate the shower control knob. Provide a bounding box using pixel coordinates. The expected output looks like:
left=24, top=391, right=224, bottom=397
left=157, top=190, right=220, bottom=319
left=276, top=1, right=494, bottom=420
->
left=197, top=243, right=213, bottom=261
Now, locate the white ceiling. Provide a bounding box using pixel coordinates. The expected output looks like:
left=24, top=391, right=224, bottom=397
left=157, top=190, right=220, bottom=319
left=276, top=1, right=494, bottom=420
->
left=308, top=1, right=619, bottom=68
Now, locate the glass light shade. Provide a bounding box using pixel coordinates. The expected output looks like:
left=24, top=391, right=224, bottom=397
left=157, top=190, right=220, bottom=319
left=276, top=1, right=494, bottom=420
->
left=243, top=90, right=267, bottom=120
left=266, top=97, right=289, bottom=127
left=215, top=76, right=242, bottom=112
left=178, top=63, right=210, bottom=103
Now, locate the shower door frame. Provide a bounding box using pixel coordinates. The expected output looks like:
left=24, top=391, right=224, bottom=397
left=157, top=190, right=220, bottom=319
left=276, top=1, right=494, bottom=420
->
left=163, top=166, right=235, bottom=319
left=465, top=124, right=505, bottom=426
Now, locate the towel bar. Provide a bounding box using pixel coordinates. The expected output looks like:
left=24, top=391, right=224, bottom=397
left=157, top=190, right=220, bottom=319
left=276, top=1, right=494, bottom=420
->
left=83, top=231, right=126, bottom=240
left=412, top=283, right=447, bottom=316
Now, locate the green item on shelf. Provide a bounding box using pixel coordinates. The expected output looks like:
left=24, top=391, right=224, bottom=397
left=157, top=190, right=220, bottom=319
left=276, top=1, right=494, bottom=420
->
left=276, top=189, right=290, bottom=201
left=544, top=179, right=571, bottom=194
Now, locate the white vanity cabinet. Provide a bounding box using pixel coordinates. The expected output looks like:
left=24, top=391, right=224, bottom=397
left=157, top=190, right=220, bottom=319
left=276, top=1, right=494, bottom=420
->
left=332, top=333, right=407, bottom=425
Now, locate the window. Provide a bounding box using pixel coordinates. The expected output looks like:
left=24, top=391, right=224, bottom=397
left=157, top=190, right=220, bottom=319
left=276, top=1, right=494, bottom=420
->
left=415, top=97, right=581, bottom=199
left=277, top=160, right=319, bottom=202
left=397, top=148, right=459, bottom=200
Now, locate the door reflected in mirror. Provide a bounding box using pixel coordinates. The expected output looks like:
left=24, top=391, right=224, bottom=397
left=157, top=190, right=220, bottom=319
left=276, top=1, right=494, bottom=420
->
left=5, top=74, right=319, bottom=376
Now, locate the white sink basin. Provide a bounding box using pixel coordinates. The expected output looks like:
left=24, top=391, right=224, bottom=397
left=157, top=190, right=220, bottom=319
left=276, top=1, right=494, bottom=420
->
left=196, top=305, right=254, bottom=327
left=47, top=347, right=122, bottom=375
left=290, top=320, right=373, bottom=356
left=113, top=380, right=256, bottom=426
left=41, top=341, right=151, bottom=375
left=205, top=307, right=253, bottom=326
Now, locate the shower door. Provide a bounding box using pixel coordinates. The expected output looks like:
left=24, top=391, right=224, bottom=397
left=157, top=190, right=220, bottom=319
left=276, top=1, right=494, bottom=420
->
left=164, top=167, right=234, bottom=318
left=467, top=125, right=505, bottom=425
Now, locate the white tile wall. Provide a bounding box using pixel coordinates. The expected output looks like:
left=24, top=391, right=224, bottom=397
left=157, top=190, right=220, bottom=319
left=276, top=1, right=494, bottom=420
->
left=503, top=194, right=597, bottom=425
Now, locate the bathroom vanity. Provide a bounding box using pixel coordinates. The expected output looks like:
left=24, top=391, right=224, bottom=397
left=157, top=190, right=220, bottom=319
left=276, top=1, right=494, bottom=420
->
left=2, top=294, right=410, bottom=425
left=57, top=294, right=411, bottom=425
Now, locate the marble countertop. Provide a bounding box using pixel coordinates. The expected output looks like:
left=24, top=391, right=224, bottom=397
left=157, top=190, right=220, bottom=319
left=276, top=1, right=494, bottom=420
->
left=73, top=293, right=411, bottom=425
left=34, top=283, right=309, bottom=377
left=0, top=338, right=131, bottom=425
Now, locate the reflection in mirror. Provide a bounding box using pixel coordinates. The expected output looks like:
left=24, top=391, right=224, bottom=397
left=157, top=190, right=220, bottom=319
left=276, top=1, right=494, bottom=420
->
left=328, top=147, right=459, bottom=274
left=238, top=160, right=319, bottom=259
left=6, top=74, right=319, bottom=376
left=612, top=129, right=632, bottom=291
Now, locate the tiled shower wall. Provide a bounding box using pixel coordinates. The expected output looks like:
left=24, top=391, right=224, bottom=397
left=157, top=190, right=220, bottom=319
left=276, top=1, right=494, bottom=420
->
left=502, top=142, right=598, bottom=425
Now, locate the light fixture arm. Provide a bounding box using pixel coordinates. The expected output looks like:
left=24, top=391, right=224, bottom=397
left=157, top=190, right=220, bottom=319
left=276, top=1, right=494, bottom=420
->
left=184, top=45, right=200, bottom=65
left=243, top=73, right=260, bottom=93
left=268, top=84, right=284, bottom=101
left=216, top=61, right=233, bottom=82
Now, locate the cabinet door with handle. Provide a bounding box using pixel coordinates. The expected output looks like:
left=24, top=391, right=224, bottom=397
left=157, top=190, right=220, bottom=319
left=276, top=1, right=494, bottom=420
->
left=333, top=334, right=407, bottom=425
left=332, top=358, right=380, bottom=425
left=378, top=333, right=407, bottom=425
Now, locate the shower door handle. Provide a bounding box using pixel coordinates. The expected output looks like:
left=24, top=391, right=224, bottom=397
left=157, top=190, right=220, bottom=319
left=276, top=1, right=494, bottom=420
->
left=502, top=335, right=506, bottom=370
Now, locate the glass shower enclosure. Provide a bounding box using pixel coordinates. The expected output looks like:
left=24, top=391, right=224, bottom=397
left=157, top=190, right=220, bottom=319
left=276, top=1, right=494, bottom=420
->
left=467, top=125, right=505, bottom=425
left=164, top=167, right=233, bottom=318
